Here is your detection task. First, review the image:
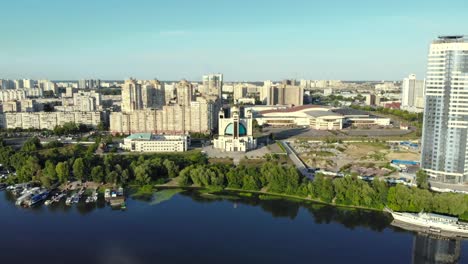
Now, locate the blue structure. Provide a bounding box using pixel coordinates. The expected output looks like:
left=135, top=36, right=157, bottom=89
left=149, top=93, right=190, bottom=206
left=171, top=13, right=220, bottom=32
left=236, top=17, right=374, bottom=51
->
left=391, top=160, right=419, bottom=165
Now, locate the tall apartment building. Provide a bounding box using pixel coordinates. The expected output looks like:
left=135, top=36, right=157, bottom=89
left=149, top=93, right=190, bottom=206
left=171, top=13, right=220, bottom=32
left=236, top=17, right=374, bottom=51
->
left=23, top=79, right=34, bottom=89
left=38, top=80, right=57, bottom=94
left=202, top=74, right=223, bottom=97
left=121, top=79, right=143, bottom=112
left=109, top=96, right=214, bottom=134
left=421, top=35, right=468, bottom=184
left=365, top=94, right=380, bottom=106
left=72, top=91, right=101, bottom=111
left=175, top=80, right=193, bottom=106
left=267, top=84, right=303, bottom=106
left=78, top=79, right=101, bottom=89
left=233, top=84, right=248, bottom=102
left=14, top=80, right=24, bottom=89
left=141, top=79, right=165, bottom=109
left=401, top=74, right=425, bottom=112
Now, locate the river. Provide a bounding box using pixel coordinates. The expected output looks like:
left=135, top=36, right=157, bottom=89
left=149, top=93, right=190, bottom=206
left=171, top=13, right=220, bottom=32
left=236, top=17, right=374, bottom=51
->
left=0, top=189, right=466, bottom=264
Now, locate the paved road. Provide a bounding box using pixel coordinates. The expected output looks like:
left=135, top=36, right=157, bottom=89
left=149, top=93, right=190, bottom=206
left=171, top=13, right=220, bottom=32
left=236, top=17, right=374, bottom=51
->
left=429, top=181, right=468, bottom=193
left=280, top=140, right=313, bottom=179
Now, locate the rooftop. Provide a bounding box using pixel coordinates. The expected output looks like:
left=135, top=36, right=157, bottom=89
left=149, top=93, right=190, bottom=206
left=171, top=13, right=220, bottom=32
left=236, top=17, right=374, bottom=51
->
left=305, top=110, right=343, bottom=118
left=259, top=105, right=330, bottom=115
left=126, top=133, right=152, bottom=140
left=332, top=108, right=371, bottom=117
left=433, top=35, right=468, bottom=44
left=125, top=133, right=188, bottom=141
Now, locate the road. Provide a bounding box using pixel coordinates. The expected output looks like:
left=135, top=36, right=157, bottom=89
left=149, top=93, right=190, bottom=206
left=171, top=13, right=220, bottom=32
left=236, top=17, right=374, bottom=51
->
left=279, top=140, right=314, bottom=179
left=429, top=181, right=468, bottom=193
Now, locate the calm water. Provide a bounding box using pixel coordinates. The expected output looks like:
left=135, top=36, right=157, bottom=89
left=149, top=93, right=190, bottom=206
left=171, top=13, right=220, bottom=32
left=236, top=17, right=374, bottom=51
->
left=0, top=190, right=466, bottom=264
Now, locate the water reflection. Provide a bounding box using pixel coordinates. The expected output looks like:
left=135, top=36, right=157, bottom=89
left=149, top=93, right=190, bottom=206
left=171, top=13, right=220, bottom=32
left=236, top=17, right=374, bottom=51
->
left=2, top=188, right=466, bottom=264
left=412, top=234, right=461, bottom=264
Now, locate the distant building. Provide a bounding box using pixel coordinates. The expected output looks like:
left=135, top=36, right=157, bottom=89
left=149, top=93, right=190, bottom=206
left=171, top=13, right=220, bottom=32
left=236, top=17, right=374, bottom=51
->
left=110, top=97, right=215, bottom=135
left=214, top=106, right=256, bottom=152
left=255, top=105, right=343, bottom=129
left=120, top=133, right=190, bottom=152
left=202, top=73, right=223, bottom=98
left=23, top=79, right=34, bottom=89
left=401, top=74, right=425, bottom=113
left=121, top=79, right=143, bottom=112
left=323, top=88, right=333, bottom=96
left=267, top=84, right=303, bottom=106
left=141, top=79, right=165, bottom=109
left=1, top=111, right=102, bottom=130
left=78, top=79, right=101, bottom=89
left=365, top=94, right=380, bottom=106
left=175, top=80, right=193, bottom=106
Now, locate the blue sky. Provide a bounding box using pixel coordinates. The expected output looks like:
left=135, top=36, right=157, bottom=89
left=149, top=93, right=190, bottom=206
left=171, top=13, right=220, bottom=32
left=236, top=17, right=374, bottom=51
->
left=1, top=0, right=467, bottom=81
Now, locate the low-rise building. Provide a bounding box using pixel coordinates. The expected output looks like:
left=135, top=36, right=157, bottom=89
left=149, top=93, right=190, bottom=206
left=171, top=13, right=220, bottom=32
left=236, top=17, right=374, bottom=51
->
left=332, top=108, right=391, bottom=127
left=120, top=133, right=189, bottom=152
left=255, top=105, right=343, bottom=129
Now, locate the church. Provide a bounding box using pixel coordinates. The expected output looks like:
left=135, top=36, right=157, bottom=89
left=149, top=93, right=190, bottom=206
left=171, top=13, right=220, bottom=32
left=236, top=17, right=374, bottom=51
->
left=213, top=106, right=257, bottom=152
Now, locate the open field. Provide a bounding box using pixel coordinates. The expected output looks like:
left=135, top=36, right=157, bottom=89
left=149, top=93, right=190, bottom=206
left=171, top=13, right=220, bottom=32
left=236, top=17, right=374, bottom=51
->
left=290, top=140, right=420, bottom=177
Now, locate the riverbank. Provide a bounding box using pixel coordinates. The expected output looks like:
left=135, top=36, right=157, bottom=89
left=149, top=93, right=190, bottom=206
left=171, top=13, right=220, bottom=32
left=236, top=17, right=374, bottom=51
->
left=153, top=183, right=385, bottom=214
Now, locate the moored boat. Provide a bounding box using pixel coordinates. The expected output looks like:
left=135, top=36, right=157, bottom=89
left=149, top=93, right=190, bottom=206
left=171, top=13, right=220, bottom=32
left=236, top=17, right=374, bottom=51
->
left=385, top=207, right=468, bottom=238
left=28, top=190, right=49, bottom=207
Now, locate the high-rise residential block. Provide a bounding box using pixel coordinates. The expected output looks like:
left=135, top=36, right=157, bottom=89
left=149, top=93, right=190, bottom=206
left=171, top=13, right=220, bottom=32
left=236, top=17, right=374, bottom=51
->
left=175, top=80, right=193, bottom=106
left=267, top=84, right=303, bottom=106
left=202, top=73, right=223, bottom=97
left=421, top=35, right=468, bottom=184
left=401, top=74, right=425, bottom=112
left=121, top=79, right=143, bottom=112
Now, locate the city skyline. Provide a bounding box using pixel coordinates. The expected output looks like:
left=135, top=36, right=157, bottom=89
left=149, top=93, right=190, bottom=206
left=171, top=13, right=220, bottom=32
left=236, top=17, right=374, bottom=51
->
left=1, top=0, right=467, bottom=81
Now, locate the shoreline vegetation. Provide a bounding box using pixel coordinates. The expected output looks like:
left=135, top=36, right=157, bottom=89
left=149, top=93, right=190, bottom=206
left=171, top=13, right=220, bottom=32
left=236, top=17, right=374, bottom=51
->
left=0, top=136, right=467, bottom=222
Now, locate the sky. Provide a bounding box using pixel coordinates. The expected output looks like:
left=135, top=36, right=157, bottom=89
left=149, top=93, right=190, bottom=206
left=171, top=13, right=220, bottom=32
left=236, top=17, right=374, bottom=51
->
left=1, top=0, right=467, bottom=81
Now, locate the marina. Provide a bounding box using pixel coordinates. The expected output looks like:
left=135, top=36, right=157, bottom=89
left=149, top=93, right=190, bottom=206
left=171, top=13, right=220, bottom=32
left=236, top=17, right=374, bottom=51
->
left=3, top=181, right=126, bottom=209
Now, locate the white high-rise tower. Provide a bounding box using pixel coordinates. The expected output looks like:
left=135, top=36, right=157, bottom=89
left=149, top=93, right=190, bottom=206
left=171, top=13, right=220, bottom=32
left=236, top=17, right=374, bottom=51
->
left=421, top=36, right=468, bottom=184
left=401, top=74, right=425, bottom=113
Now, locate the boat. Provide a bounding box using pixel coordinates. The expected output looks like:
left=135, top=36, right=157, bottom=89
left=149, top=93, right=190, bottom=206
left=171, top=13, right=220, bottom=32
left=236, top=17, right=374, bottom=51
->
left=86, top=191, right=98, bottom=204
left=15, top=187, right=40, bottom=206
left=104, top=189, right=110, bottom=200
left=44, top=200, right=52, bottom=206
left=0, top=183, right=7, bottom=190
left=65, top=195, right=73, bottom=206
left=385, top=207, right=468, bottom=238
left=28, top=190, right=49, bottom=207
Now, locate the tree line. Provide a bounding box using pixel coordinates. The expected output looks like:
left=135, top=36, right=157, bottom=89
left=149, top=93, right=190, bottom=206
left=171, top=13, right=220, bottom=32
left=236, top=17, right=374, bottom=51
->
left=177, top=162, right=468, bottom=221
left=0, top=136, right=207, bottom=188
left=1, top=136, right=467, bottom=220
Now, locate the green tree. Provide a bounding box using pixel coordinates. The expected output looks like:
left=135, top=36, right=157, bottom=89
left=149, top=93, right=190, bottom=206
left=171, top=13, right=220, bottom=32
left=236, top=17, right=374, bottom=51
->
left=163, top=159, right=179, bottom=178
left=55, top=162, right=70, bottom=183
left=44, top=160, right=57, bottom=180
left=72, top=158, right=86, bottom=181
left=134, top=165, right=151, bottom=185
left=91, top=166, right=104, bottom=183
left=21, top=137, right=41, bottom=152
left=17, top=156, right=41, bottom=182
left=416, top=170, right=429, bottom=189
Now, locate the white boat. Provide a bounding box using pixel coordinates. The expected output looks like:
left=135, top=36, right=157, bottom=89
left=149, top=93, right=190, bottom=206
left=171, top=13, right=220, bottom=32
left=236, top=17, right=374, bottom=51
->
left=104, top=189, right=110, bottom=200
left=65, top=196, right=73, bottom=206
left=386, top=207, right=468, bottom=238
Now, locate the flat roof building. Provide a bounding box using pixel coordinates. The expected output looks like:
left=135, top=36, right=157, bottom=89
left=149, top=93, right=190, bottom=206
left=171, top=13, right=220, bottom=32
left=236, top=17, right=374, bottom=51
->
left=120, top=133, right=190, bottom=152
